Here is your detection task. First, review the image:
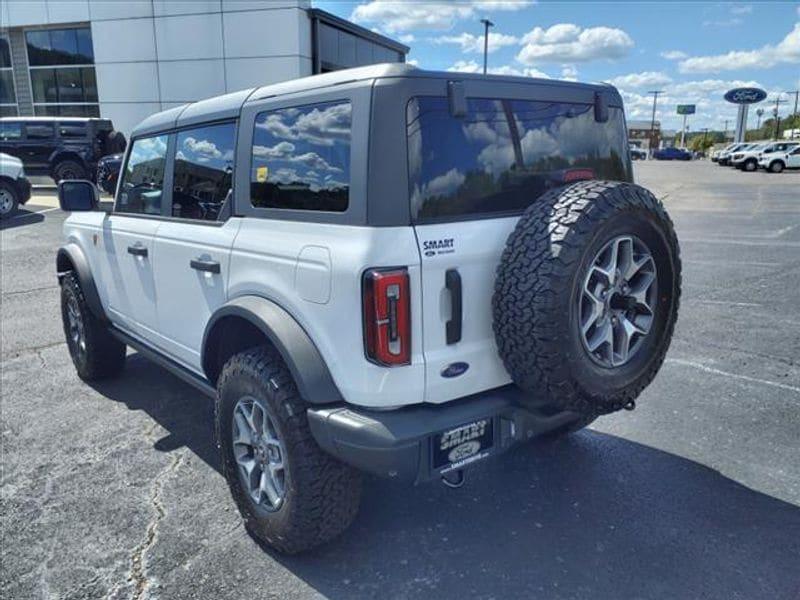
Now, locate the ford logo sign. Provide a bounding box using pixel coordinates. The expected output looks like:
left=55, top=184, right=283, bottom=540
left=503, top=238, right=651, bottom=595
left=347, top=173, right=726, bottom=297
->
left=724, top=87, right=767, bottom=104
left=441, top=362, right=469, bottom=378
left=448, top=441, right=481, bottom=463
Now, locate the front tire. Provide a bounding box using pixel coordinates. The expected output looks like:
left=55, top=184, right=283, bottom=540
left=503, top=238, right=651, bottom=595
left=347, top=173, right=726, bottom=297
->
left=60, top=272, right=126, bottom=380
left=0, top=180, right=20, bottom=219
left=216, top=346, right=361, bottom=554
left=743, top=159, right=757, bottom=172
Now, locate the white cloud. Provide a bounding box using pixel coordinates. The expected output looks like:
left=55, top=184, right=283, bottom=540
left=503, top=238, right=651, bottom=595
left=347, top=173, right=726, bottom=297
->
left=447, top=60, right=550, bottom=78
left=561, top=65, right=578, bottom=81
left=407, top=58, right=420, bottom=66
left=702, top=17, right=742, bottom=28
left=661, top=50, right=688, bottom=60
left=252, top=141, right=295, bottom=159
left=398, top=33, right=415, bottom=43
left=183, top=136, right=222, bottom=159
left=257, top=103, right=351, bottom=147
left=436, top=32, right=518, bottom=54
left=678, top=23, right=800, bottom=73
left=351, top=0, right=532, bottom=33
left=516, top=23, right=633, bottom=64
left=608, top=71, right=673, bottom=89
left=425, top=168, right=466, bottom=197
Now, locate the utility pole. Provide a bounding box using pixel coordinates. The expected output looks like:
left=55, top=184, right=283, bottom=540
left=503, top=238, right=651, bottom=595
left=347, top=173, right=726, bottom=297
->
left=647, top=90, right=663, bottom=154
left=756, top=108, right=764, bottom=130
left=480, top=18, right=494, bottom=75
left=724, top=119, right=730, bottom=140
left=786, top=90, right=799, bottom=138
left=770, top=96, right=788, bottom=140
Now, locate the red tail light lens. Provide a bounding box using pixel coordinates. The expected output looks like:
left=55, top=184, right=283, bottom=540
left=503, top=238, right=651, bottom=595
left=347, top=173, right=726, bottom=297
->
left=363, top=268, right=411, bottom=366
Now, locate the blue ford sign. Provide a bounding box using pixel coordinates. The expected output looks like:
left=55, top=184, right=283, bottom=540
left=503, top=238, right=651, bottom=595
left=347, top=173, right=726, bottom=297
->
left=724, top=88, right=767, bottom=104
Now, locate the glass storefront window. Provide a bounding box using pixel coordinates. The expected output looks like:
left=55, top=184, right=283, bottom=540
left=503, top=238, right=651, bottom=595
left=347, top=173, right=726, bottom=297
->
left=26, top=28, right=93, bottom=66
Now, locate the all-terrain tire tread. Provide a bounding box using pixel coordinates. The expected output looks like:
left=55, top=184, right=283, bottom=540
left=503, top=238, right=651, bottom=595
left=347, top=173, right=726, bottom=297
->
left=493, top=180, right=681, bottom=416
left=215, top=346, right=361, bottom=554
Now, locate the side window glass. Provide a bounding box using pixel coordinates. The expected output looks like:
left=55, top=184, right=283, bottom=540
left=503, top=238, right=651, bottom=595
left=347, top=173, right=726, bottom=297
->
left=251, top=101, right=351, bottom=212
left=172, top=122, right=236, bottom=221
left=0, top=122, right=22, bottom=140
left=59, top=123, right=88, bottom=139
left=25, top=123, right=54, bottom=139
left=116, top=135, right=168, bottom=215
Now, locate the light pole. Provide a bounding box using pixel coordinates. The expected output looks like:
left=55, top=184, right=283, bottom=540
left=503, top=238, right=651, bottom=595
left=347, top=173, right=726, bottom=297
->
left=480, top=18, right=494, bottom=75
left=756, top=107, right=764, bottom=130
left=647, top=90, right=663, bottom=154
left=724, top=119, right=729, bottom=140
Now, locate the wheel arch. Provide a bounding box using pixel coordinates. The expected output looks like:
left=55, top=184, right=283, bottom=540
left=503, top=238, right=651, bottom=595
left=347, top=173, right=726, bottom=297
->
left=202, top=296, right=344, bottom=405
left=56, top=244, right=106, bottom=322
left=49, top=151, right=88, bottom=175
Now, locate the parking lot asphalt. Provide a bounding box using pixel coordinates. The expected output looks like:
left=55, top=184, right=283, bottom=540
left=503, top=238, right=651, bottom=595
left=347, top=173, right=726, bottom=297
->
left=2, top=162, right=799, bottom=600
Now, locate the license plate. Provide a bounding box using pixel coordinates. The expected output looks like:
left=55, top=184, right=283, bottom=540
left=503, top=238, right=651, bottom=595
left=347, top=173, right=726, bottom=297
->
left=432, top=418, right=494, bottom=472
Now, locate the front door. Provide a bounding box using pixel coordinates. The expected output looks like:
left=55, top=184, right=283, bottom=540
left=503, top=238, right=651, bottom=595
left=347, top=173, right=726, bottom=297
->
left=101, top=132, right=170, bottom=338
left=100, top=215, right=161, bottom=337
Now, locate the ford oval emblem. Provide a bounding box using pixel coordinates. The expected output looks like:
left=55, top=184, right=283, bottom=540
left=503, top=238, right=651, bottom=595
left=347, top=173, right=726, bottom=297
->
left=724, top=87, right=767, bottom=104
left=441, top=362, right=469, bottom=378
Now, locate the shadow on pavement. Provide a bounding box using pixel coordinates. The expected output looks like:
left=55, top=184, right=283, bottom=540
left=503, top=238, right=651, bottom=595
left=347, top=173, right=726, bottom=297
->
left=1, top=208, right=45, bottom=230
left=92, top=353, right=800, bottom=599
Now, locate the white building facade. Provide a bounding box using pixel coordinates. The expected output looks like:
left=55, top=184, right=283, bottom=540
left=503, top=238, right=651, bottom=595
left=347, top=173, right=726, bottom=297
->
left=0, top=1, right=407, bottom=134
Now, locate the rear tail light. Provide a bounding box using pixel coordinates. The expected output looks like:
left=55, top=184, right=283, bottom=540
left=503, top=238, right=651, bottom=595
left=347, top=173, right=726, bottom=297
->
left=363, top=268, right=411, bottom=366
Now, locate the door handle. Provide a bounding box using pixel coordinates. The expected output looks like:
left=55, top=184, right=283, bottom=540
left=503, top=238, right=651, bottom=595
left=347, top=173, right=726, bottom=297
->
left=445, top=268, right=462, bottom=345
left=190, top=258, right=220, bottom=274
left=127, top=244, right=148, bottom=257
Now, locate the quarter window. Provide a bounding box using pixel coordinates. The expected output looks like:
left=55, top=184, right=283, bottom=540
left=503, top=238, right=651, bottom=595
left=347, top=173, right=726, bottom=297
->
left=251, top=101, right=351, bottom=212
left=407, top=97, right=631, bottom=221
left=0, top=122, right=21, bottom=140
left=116, top=135, right=168, bottom=216
left=172, top=122, right=236, bottom=221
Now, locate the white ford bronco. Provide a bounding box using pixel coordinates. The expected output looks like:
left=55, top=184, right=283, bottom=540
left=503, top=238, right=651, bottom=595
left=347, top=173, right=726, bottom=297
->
left=57, top=64, right=681, bottom=553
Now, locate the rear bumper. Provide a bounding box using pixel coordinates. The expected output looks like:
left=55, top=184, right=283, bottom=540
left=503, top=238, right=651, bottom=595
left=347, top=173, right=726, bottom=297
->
left=307, top=386, right=581, bottom=484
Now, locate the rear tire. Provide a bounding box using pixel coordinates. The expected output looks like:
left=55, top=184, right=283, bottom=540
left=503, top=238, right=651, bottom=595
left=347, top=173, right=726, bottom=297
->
left=216, top=346, right=362, bottom=554
left=60, top=272, right=126, bottom=380
left=769, top=160, right=785, bottom=173
left=53, top=160, right=87, bottom=182
left=0, top=180, right=20, bottom=219
left=493, top=181, right=681, bottom=417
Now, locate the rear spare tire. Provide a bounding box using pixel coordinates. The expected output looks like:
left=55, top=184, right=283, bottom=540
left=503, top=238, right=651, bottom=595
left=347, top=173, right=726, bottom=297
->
left=493, top=181, right=681, bottom=417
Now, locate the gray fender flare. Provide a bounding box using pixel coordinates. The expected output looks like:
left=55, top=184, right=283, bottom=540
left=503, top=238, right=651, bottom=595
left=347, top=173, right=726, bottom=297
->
left=202, top=296, right=344, bottom=405
left=56, top=243, right=107, bottom=322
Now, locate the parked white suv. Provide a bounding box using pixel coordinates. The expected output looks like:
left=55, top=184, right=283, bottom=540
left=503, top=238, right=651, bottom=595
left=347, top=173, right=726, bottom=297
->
left=56, top=65, right=681, bottom=553
left=0, top=152, right=32, bottom=218
left=758, top=143, right=800, bottom=172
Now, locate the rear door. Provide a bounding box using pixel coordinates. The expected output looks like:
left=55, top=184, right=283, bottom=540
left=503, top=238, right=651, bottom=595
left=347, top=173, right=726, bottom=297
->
left=21, top=121, right=55, bottom=170
left=150, top=121, right=240, bottom=370
left=408, top=87, right=631, bottom=403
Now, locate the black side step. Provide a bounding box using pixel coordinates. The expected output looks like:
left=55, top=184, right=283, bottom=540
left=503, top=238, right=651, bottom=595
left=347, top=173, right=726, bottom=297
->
left=109, top=327, right=216, bottom=398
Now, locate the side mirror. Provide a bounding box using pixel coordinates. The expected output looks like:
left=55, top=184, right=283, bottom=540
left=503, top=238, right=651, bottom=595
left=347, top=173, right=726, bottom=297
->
left=58, top=180, right=99, bottom=212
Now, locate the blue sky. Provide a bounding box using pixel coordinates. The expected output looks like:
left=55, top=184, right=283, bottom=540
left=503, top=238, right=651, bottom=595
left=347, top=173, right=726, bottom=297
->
left=315, top=1, right=800, bottom=132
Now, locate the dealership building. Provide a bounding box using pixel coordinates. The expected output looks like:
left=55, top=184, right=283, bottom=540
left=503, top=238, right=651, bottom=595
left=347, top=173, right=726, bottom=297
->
left=0, top=1, right=407, bottom=134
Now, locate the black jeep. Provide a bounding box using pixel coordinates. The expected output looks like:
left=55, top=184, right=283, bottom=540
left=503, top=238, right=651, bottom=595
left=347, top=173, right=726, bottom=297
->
left=0, top=117, right=126, bottom=183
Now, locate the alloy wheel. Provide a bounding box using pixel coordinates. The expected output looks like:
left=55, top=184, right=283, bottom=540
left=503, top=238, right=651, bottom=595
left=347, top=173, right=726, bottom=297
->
left=66, top=295, right=86, bottom=357
left=232, top=396, right=287, bottom=511
left=0, top=189, right=14, bottom=215
left=578, top=235, right=658, bottom=367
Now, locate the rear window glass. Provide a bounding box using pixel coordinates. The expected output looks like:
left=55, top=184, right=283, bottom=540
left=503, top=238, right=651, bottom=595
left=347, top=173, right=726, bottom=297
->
left=59, top=123, right=87, bottom=138
left=407, top=97, right=631, bottom=222
left=250, top=101, right=351, bottom=212
left=1, top=122, right=22, bottom=140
